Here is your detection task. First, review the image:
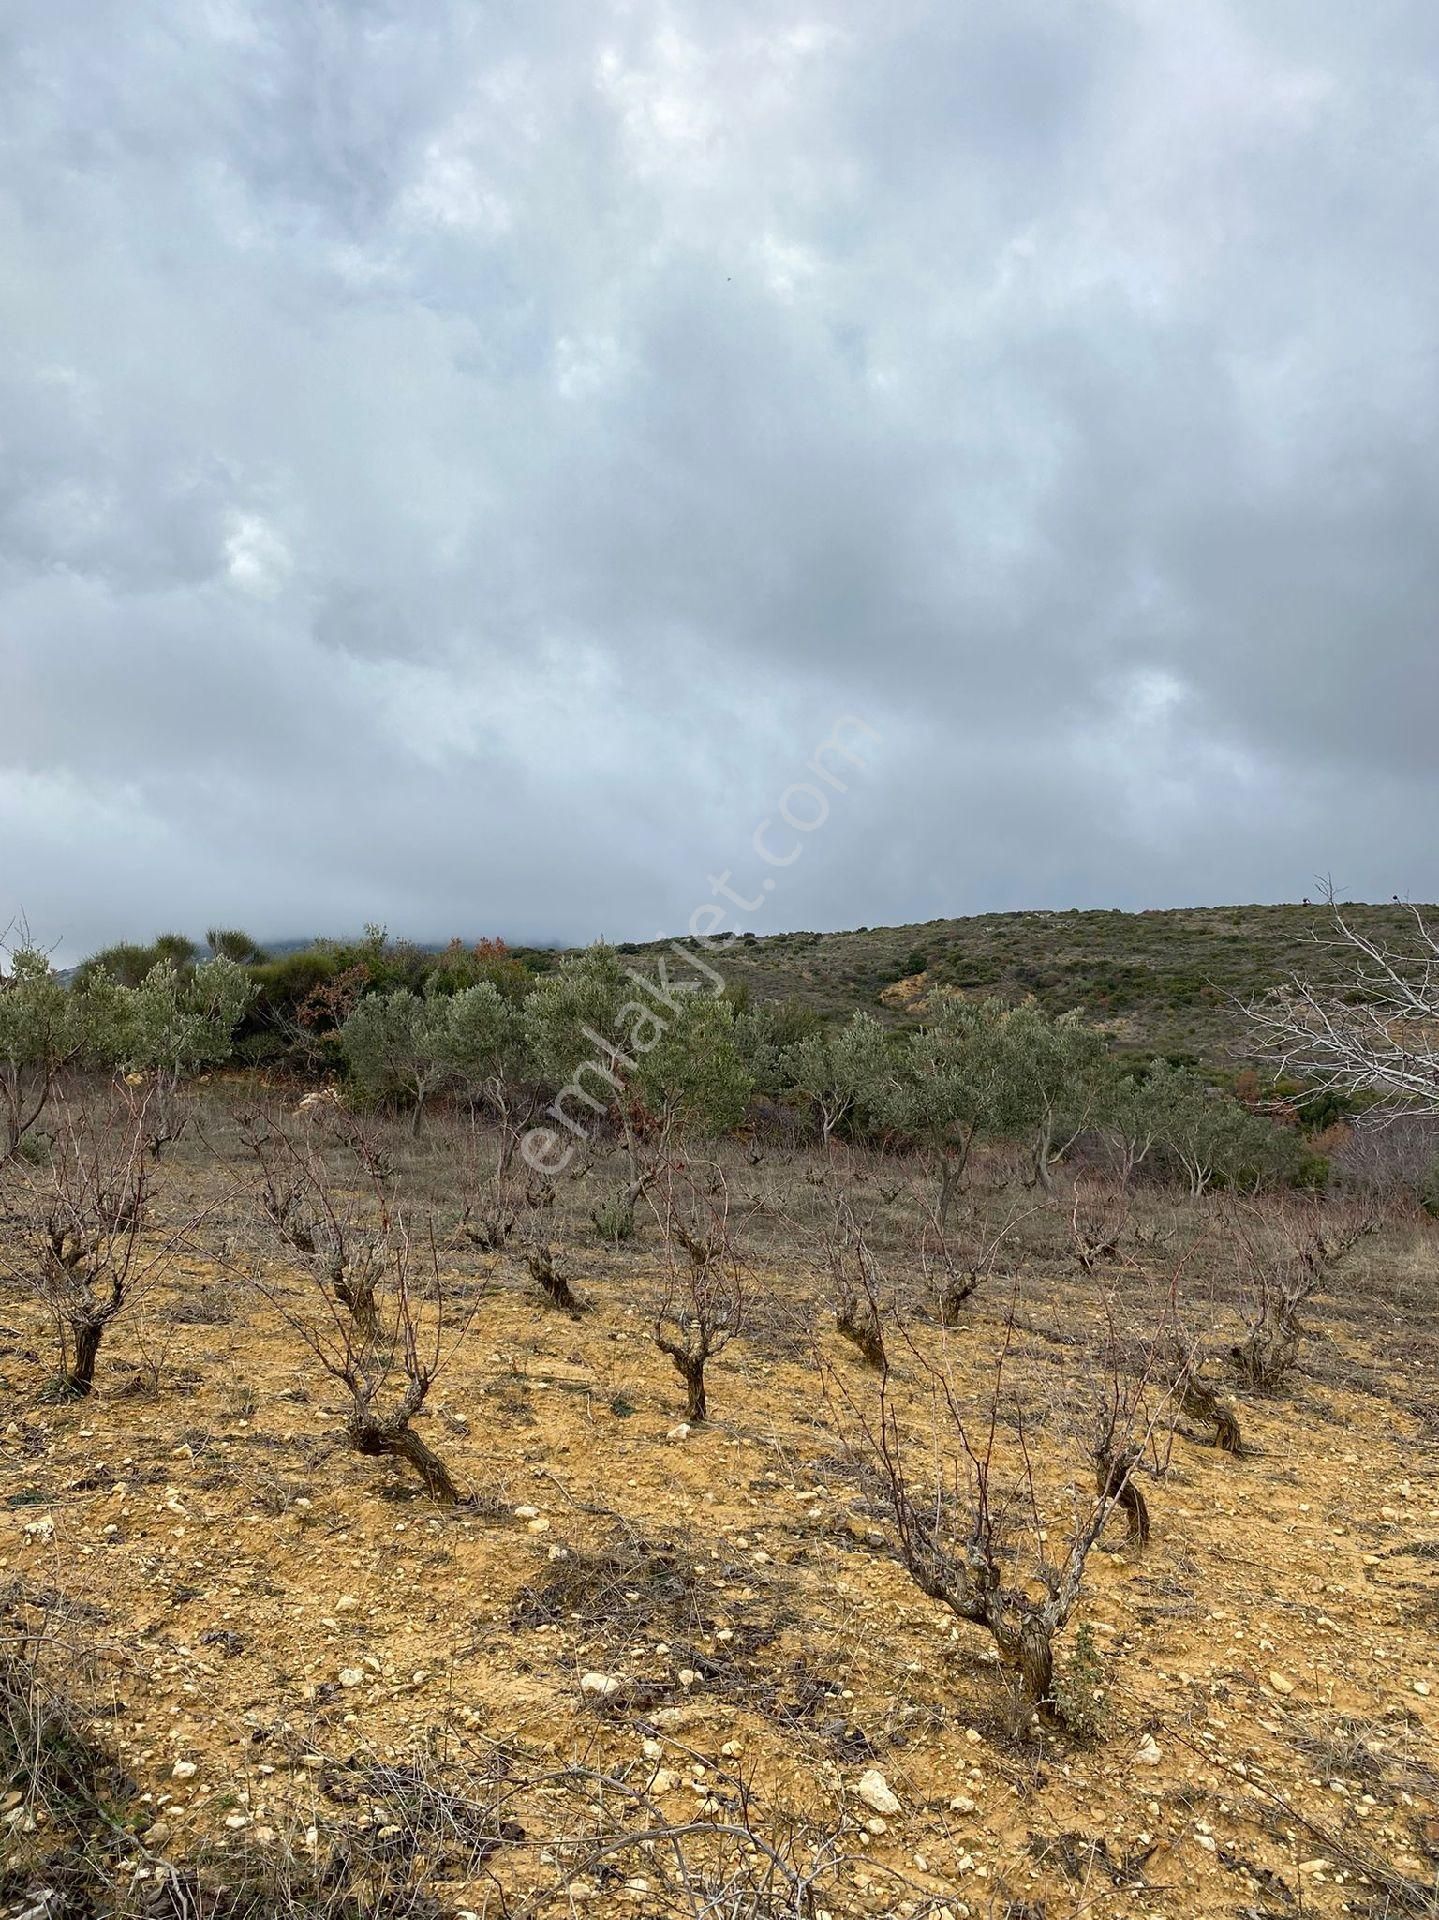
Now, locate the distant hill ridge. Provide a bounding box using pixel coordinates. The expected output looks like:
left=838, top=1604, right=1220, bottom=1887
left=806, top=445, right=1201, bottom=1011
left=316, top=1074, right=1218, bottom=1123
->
left=611, top=900, right=1439, bottom=1066
left=102, top=901, right=1436, bottom=1069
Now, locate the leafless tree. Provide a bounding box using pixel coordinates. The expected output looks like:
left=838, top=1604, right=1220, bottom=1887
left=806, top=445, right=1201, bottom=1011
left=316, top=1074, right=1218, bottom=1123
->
left=1067, top=1183, right=1130, bottom=1273
left=1094, top=1438, right=1150, bottom=1547
left=1329, top=1113, right=1439, bottom=1201
left=455, top=1089, right=548, bottom=1251
left=0, top=1087, right=184, bottom=1396
left=916, top=1194, right=1031, bottom=1325
left=1248, top=885, right=1439, bottom=1114
left=820, top=1191, right=887, bottom=1369
left=1091, top=1308, right=1157, bottom=1548
left=648, top=1162, right=746, bottom=1423
left=1169, top=1342, right=1245, bottom=1453
left=233, top=1110, right=474, bottom=1501
left=525, top=1237, right=585, bottom=1315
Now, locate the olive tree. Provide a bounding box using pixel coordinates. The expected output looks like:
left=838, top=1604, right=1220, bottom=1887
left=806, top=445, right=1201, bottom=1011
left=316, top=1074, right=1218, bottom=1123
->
left=445, top=984, right=538, bottom=1249
left=110, top=955, right=254, bottom=1153
left=444, top=982, right=530, bottom=1110
left=782, top=1013, right=889, bottom=1148
left=525, top=943, right=633, bottom=1142
left=1096, top=1065, right=1177, bottom=1187
left=633, top=992, right=754, bottom=1143
left=339, top=988, right=458, bottom=1131
left=340, top=980, right=537, bottom=1147
left=606, top=994, right=753, bottom=1243
left=1154, top=1068, right=1296, bottom=1196
left=882, top=999, right=1104, bottom=1218
left=0, top=941, right=87, bottom=1160
left=881, top=999, right=1013, bottom=1225
left=995, top=1005, right=1108, bottom=1192
left=525, top=944, right=750, bottom=1237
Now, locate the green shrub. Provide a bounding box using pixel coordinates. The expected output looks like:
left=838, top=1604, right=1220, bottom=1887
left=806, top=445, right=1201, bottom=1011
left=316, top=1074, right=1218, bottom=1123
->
left=591, top=1191, right=637, bottom=1246
left=1052, top=1622, right=1109, bottom=1740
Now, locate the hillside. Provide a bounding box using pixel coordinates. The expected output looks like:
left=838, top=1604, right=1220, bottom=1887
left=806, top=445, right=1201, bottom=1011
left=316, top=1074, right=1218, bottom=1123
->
left=616, top=901, right=1439, bottom=1066
left=76, top=901, right=1437, bottom=1075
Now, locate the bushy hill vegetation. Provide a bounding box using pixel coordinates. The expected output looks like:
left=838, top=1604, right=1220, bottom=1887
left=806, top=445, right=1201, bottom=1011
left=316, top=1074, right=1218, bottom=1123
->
left=66, top=901, right=1439, bottom=1074
left=620, top=901, right=1439, bottom=1065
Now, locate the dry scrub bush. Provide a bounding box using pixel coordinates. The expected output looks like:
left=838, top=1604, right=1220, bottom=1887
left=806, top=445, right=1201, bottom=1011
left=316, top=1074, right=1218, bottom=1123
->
left=649, top=1162, right=746, bottom=1423
left=831, top=1301, right=1171, bottom=1705
left=0, top=1087, right=185, bottom=1398
left=592, top=1181, right=643, bottom=1247
left=1, top=1589, right=522, bottom=1917
left=3, top=1588, right=873, bottom=1920
left=535, top=1757, right=859, bottom=1919
left=0, top=1585, right=147, bottom=1904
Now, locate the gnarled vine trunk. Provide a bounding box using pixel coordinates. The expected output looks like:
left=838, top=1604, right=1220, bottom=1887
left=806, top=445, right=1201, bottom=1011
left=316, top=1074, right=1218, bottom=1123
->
left=835, top=1294, right=886, bottom=1369
left=64, top=1320, right=105, bottom=1397
left=1096, top=1446, right=1151, bottom=1547
left=657, top=1340, right=707, bottom=1423
left=348, top=1413, right=460, bottom=1504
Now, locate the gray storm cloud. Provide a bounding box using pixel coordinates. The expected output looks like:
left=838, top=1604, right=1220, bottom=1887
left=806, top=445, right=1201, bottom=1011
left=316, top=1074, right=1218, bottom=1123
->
left=2, top=0, right=1436, bottom=960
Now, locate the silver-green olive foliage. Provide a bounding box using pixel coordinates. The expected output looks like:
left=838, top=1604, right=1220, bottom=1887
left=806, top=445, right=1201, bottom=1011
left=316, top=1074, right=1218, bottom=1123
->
left=523, top=943, right=753, bottom=1132
left=112, top=955, right=255, bottom=1081
left=0, top=945, right=88, bottom=1155
left=632, top=993, right=754, bottom=1137
left=522, top=943, right=633, bottom=1090
left=1, top=945, right=253, bottom=1155
left=855, top=998, right=1111, bottom=1207
left=783, top=1012, right=891, bottom=1141
left=441, top=982, right=530, bottom=1104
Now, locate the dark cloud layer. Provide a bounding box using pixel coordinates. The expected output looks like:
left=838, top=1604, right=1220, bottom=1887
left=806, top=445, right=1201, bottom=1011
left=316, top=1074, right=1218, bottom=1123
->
left=2, top=1, right=1437, bottom=960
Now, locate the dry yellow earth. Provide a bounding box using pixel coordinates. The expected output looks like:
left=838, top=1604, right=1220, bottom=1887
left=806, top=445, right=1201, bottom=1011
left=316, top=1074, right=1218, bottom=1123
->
left=2, top=1174, right=1437, bottom=1919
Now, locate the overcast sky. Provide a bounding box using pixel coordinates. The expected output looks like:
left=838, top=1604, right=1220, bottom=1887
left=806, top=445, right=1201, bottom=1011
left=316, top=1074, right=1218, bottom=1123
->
left=3, top=1, right=1437, bottom=961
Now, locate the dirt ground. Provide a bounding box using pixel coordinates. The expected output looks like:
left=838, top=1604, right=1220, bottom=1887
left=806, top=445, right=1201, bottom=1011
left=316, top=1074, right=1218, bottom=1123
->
left=2, top=1114, right=1437, bottom=1918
